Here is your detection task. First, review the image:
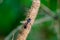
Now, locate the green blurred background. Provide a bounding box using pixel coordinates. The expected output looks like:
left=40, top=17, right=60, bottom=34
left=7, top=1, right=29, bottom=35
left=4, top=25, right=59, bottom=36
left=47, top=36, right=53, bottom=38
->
left=0, top=0, right=59, bottom=40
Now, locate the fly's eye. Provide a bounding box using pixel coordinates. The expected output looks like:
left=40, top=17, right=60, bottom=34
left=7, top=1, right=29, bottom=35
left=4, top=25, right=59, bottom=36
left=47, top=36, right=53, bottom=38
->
left=27, top=18, right=31, bottom=23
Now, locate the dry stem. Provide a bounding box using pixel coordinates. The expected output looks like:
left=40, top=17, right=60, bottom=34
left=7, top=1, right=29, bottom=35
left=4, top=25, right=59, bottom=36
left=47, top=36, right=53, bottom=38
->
left=17, top=0, right=40, bottom=40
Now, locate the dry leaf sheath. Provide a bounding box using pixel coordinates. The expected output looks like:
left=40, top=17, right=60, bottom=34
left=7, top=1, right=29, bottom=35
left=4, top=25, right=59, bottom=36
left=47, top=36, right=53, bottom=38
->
left=17, top=0, right=40, bottom=40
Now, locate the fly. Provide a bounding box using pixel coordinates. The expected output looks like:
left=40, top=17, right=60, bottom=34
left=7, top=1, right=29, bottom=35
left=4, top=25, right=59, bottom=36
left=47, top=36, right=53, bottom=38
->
left=24, top=18, right=31, bottom=29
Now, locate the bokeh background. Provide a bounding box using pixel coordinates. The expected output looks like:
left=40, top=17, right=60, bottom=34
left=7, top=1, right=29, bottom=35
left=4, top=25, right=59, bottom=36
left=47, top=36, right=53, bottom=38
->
left=0, top=0, right=60, bottom=40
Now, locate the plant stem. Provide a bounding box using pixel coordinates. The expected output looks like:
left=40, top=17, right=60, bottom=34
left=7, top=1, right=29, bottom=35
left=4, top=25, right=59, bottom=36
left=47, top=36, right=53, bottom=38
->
left=17, top=0, right=40, bottom=40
